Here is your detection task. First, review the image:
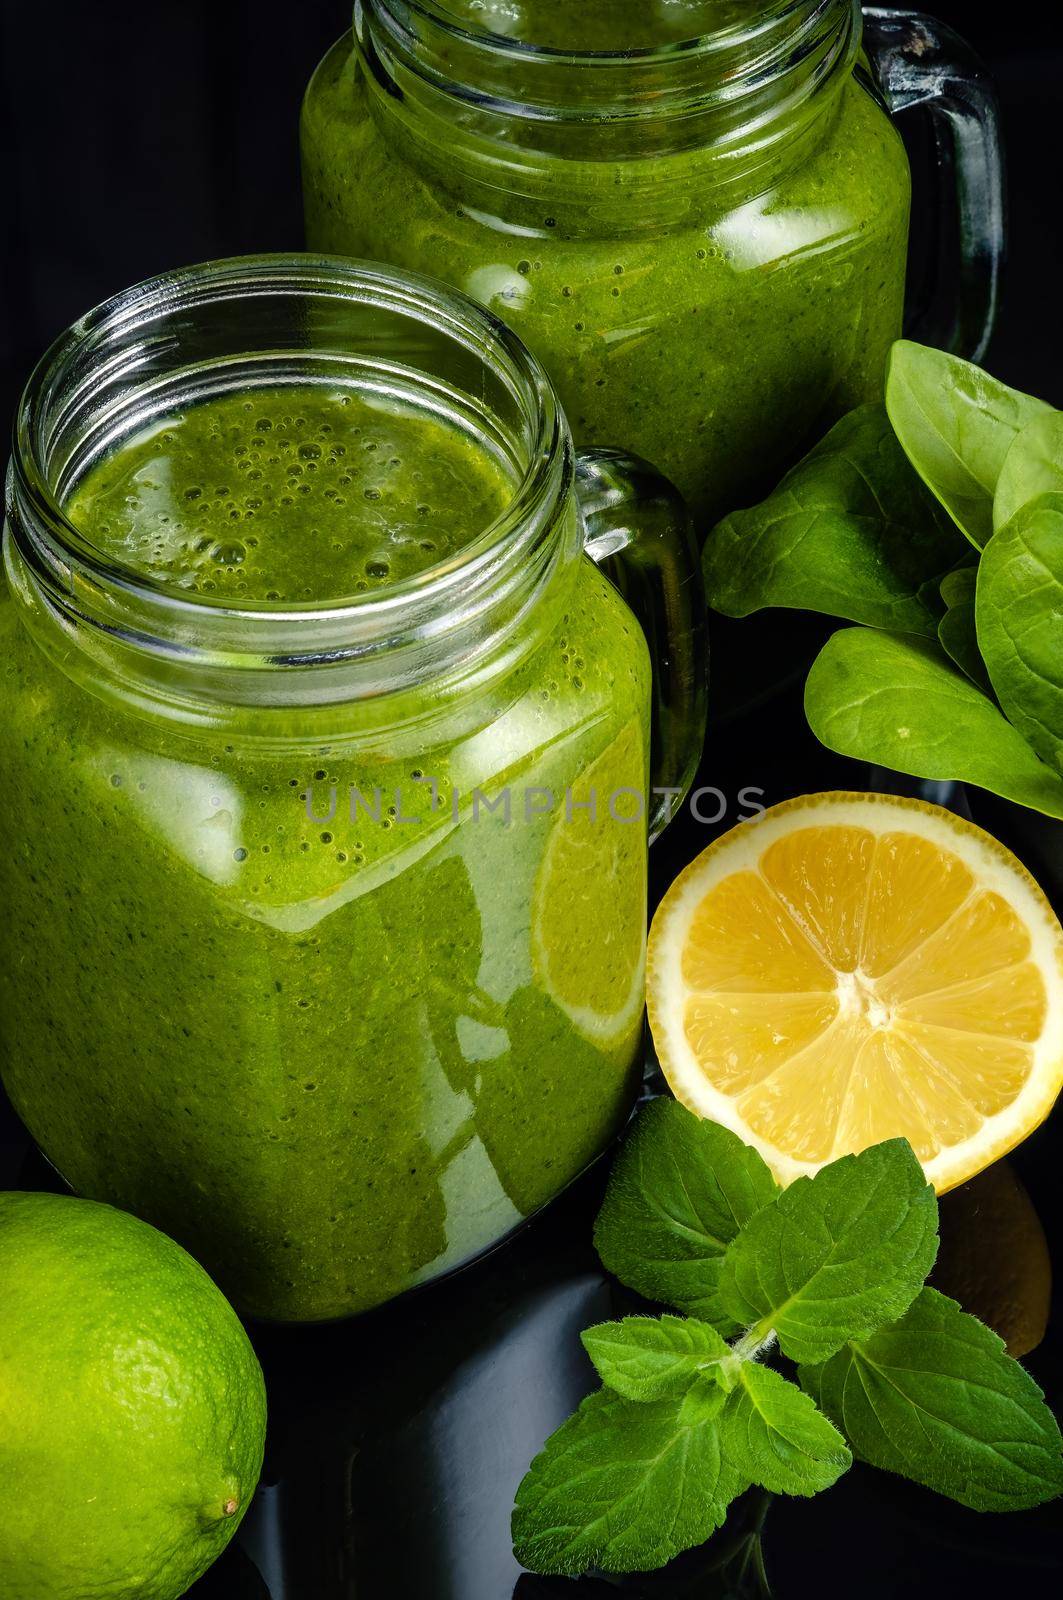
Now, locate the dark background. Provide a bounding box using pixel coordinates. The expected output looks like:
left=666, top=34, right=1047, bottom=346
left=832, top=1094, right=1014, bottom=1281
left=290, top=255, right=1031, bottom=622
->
left=0, top=1, right=1061, bottom=422
left=0, top=4, right=1061, bottom=1598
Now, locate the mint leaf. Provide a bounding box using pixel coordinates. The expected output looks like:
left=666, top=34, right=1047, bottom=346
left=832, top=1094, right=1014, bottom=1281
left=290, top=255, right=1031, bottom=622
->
left=976, top=492, right=1063, bottom=776
left=886, top=341, right=1053, bottom=548
left=678, top=1377, right=729, bottom=1427
left=512, top=1389, right=747, bottom=1576
left=718, top=1139, right=937, bottom=1364
left=721, top=1362, right=851, bottom=1497
left=594, top=1099, right=779, bottom=1331
left=801, top=1287, right=1063, bottom=1512
left=702, top=404, right=964, bottom=634
left=582, top=1316, right=730, bottom=1402
left=805, top=627, right=1063, bottom=820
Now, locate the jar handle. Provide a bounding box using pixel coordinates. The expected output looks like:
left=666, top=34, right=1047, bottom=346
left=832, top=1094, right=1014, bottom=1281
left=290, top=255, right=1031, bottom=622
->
left=575, top=449, right=707, bottom=844
left=862, top=7, right=1004, bottom=363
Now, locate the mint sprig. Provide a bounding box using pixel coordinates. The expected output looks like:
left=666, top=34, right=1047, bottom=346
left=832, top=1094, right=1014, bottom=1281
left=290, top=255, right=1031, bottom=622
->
left=513, top=1101, right=1063, bottom=1578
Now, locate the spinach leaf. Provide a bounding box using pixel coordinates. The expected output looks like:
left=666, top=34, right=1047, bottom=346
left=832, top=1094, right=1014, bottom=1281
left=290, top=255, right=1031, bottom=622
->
left=994, top=411, right=1063, bottom=532
left=805, top=628, right=1063, bottom=819
left=939, top=564, right=977, bottom=609
left=702, top=405, right=964, bottom=634
left=976, top=493, right=1063, bottom=775
left=886, top=342, right=1053, bottom=549
left=938, top=604, right=990, bottom=692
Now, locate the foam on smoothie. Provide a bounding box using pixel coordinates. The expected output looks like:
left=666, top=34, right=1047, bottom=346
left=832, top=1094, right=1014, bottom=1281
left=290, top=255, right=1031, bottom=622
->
left=66, top=385, right=518, bottom=605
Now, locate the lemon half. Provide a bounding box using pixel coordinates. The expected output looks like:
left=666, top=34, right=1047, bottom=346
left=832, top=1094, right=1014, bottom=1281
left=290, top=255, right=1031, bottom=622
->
left=647, top=792, right=1063, bottom=1192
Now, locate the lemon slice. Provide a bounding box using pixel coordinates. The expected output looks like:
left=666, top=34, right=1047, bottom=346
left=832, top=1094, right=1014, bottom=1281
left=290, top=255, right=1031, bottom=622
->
left=648, top=792, right=1063, bottom=1192
left=532, top=719, right=648, bottom=1046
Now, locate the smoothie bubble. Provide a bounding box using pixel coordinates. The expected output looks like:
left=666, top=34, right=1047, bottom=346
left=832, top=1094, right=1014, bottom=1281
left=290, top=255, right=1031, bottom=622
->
left=65, top=384, right=518, bottom=603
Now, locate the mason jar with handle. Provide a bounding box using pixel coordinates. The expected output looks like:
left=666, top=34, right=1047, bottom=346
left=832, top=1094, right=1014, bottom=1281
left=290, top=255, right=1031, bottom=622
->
left=0, top=256, right=706, bottom=1322
left=302, top=0, right=1003, bottom=528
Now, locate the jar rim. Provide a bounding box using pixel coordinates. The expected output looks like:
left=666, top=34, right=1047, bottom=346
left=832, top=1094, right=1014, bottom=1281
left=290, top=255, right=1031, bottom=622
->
left=356, top=0, right=860, bottom=177
left=5, top=255, right=578, bottom=709
left=393, top=0, right=797, bottom=61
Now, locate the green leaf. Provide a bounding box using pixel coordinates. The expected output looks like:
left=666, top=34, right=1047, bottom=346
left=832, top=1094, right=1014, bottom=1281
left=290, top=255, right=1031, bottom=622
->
left=938, top=596, right=992, bottom=693
left=718, top=1138, right=938, bottom=1365
left=801, top=1288, right=1063, bottom=1512
left=994, top=410, right=1063, bottom=532
left=934, top=561, right=987, bottom=687
left=720, top=1362, right=852, bottom=1497
left=582, top=1315, right=731, bottom=1402
left=805, top=627, right=1063, bottom=820
left=702, top=405, right=964, bottom=634
left=512, top=1389, right=747, bottom=1576
left=593, top=1099, right=779, bottom=1331
left=976, top=493, right=1063, bottom=776
left=678, top=1376, right=730, bottom=1427
left=939, top=563, right=977, bottom=609
left=886, top=341, right=1053, bottom=548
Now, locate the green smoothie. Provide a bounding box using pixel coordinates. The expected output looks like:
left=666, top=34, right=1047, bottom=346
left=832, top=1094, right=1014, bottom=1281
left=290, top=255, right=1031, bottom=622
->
left=301, top=4, right=911, bottom=523
left=0, top=382, right=650, bottom=1321
left=64, top=386, right=516, bottom=602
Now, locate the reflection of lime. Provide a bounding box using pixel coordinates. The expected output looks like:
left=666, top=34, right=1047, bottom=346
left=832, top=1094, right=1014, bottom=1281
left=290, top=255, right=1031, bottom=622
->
left=532, top=720, right=648, bottom=1045
left=0, top=1193, right=267, bottom=1600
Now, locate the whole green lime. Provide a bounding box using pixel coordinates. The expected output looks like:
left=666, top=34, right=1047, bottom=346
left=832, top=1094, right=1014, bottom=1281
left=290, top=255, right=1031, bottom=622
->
left=0, top=1191, right=267, bottom=1600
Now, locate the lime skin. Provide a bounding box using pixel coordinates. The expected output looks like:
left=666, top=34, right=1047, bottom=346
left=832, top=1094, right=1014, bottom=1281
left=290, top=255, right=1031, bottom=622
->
left=0, top=1191, right=267, bottom=1600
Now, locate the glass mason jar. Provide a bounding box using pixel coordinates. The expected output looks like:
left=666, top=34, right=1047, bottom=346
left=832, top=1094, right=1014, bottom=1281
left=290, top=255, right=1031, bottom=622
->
left=302, top=1, right=1003, bottom=526
left=0, top=256, right=705, bottom=1322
